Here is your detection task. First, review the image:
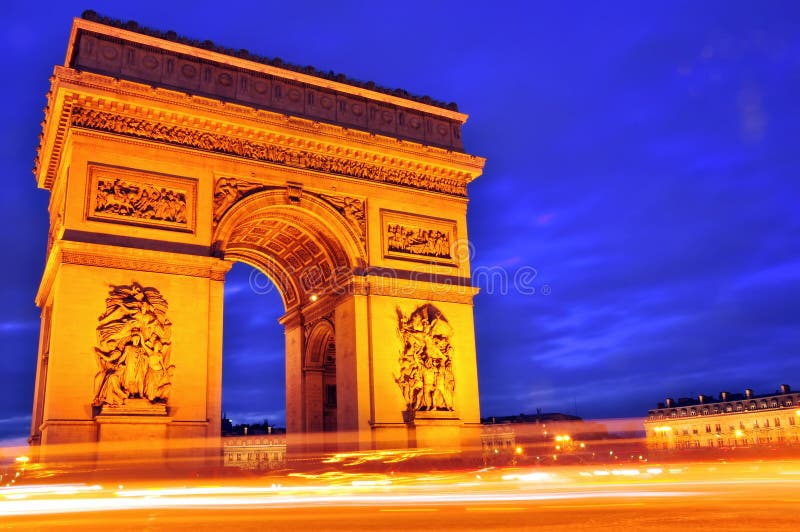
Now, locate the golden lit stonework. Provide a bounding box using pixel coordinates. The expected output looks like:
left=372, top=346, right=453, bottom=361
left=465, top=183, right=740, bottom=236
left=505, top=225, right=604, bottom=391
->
left=92, top=282, right=174, bottom=409
left=30, top=14, right=485, bottom=465
left=395, top=304, right=456, bottom=413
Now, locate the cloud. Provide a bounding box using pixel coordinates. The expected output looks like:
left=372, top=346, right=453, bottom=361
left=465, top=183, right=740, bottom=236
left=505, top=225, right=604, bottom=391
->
left=0, top=321, right=38, bottom=333
left=0, top=415, right=30, bottom=425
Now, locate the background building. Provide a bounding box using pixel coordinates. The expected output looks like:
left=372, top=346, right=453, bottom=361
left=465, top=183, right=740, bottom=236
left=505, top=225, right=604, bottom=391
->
left=221, top=420, right=286, bottom=471
left=479, top=412, right=632, bottom=464
left=645, top=384, right=800, bottom=454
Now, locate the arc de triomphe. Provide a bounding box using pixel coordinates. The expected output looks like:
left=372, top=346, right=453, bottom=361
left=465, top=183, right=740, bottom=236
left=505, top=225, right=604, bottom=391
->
left=30, top=13, right=486, bottom=464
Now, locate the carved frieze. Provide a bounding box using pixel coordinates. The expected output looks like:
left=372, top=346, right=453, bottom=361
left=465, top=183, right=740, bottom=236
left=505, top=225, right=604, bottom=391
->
left=92, top=282, right=175, bottom=409
left=86, top=164, right=196, bottom=232
left=70, top=107, right=468, bottom=197
left=95, top=178, right=186, bottom=222
left=394, top=304, right=455, bottom=413
left=381, top=210, right=457, bottom=266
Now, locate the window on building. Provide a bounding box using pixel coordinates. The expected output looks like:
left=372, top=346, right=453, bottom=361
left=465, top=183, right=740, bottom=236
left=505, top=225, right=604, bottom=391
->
left=764, top=419, right=770, bottom=428
left=682, top=429, right=689, bottom=436
left=753, top=420, right=759, bottom=429
left=705, top=424, right=711, bottom=433
left=775, top=418, right=781, bottom=428
left=789, top=417, right=796, bottom=426
left=740, top=421, right=746, bottom=430
left=715, top=424, right=721, bottom=433
left=736, top=404, right=743, bottom=412
left=692, top=427, right=699, bottom=435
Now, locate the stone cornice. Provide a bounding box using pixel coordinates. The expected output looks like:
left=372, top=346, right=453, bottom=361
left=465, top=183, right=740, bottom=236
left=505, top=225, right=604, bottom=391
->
left=332, top=273, right=479, bottom=305
left=36, top=240, right=232, bottom=306
left=34, top=81, right=76, bottom=190
left=35, top=68, right=485, bottom=192
left=366, top=274, right=479, bottom=305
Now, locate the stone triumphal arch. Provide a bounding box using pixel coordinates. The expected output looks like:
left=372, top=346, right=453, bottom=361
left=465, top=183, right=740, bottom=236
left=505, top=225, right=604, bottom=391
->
left=30, top=14, right=485, bottom=463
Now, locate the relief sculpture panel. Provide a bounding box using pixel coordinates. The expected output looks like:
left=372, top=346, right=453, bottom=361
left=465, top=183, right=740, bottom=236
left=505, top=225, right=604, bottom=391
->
left=212, top=177, right=269, bottom=222
left=92, top=282, right=175, bottom=410
left=86, top=164, right=196, bottom=232
left=382, top=210, right=456, bottom=266
left=320, top=194, right=366, bottom=248
left=71, top=107, right=468, bottom=197
left=394, top=304, right=456, bottom=413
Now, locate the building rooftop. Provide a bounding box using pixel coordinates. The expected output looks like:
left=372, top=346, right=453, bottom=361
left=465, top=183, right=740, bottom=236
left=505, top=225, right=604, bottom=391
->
left=80, top=10, right=458, bottom=111
left=649, top=384, right=795, bottom=412
left=481, top=412, right=583, bottom=424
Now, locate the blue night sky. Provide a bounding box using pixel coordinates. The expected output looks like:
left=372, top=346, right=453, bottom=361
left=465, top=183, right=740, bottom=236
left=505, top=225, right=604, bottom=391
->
left=1, top=1, right=799, bottom=440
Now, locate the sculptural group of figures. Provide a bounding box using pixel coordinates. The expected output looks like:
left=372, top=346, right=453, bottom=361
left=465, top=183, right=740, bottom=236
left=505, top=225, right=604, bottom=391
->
left=92, top=282, right=175, bottom=407
left=95, top=178, right=187, bottom=223
left=394, top=304, right=455, bottom=412
left=73, top=108, right=468, bottom=196
left=387, top=224, right=450, bottom=259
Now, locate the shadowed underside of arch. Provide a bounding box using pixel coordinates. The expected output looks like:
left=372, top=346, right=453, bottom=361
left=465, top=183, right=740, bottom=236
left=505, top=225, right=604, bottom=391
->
left=214, top=189, right=364, bottom=311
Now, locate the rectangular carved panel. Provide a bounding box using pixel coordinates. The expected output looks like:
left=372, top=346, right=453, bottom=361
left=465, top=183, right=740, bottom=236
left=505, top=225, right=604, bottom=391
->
left=85, top=164, right=197, bottom=233
left=381, top=210, right=457, bottom=266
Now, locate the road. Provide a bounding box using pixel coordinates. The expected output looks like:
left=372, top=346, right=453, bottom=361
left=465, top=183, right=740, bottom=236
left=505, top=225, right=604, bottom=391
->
left=2, top=461, right=800, bottom=530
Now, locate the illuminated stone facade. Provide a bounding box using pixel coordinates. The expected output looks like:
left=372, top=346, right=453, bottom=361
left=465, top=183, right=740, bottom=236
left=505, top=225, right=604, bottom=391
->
left=222, top=435, right=287, bottom=471
left=645, top=385, right=800, bottom=451
left=30, top=14, right=486, bottom=464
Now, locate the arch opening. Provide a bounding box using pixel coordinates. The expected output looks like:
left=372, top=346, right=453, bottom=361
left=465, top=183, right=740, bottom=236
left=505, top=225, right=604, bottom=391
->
left=215, top=190, right=365, bottom=312
left=217, top=191, right=361, bottom=447
left=222, top=263, right=285, bottom=433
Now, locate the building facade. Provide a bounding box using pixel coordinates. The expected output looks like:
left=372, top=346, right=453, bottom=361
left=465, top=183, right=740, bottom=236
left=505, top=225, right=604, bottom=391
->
left=645, top=385, right=800, bottom=452
left=222, top=434, right=287, bottom=471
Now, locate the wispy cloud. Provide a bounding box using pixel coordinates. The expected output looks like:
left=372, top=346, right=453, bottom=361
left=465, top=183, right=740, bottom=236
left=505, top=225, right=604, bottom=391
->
left=0, top=321, right=38, bottom=334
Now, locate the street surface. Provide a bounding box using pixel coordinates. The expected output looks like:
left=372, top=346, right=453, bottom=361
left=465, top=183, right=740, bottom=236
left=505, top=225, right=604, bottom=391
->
left=2, top=459, right=800, bottom=530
